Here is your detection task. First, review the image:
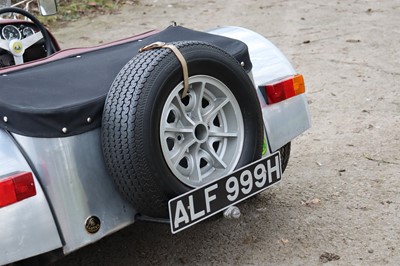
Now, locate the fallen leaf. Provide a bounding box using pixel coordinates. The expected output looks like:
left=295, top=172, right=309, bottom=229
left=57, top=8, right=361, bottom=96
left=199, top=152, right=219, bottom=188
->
left=281, top=239, right=289, bottom=245
left=242, top=235, right=257, bottom=244
left=302, top=198, right=321, bottom=206
left=320, top=252, right=340, bottom=263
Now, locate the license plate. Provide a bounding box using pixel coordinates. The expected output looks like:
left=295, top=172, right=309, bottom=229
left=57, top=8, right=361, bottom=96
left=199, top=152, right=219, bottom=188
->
left=168, top=151, right=282, bottom=234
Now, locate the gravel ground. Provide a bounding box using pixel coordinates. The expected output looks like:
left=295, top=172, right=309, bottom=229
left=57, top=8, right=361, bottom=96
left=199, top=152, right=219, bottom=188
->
left=52, top=0, right=400, bottom=265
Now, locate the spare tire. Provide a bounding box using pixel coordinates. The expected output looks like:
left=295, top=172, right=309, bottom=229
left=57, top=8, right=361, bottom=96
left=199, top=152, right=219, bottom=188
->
left=102, top=41, right=263, bottom=217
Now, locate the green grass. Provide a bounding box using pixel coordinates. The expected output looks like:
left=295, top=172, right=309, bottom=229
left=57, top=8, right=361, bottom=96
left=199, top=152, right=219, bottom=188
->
left=30, top=0, right=128, bottom=26
left=56, top=0, right=124, bottom=19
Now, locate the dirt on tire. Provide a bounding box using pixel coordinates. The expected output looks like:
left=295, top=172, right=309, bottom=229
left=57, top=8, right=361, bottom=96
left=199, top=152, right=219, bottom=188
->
left=52, top=0, right=400, bottom=265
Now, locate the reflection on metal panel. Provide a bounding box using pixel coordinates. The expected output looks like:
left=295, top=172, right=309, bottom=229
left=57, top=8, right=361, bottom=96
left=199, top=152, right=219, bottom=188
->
left=0, top=129, right=62, bottom=265
left=208, top=26, right=296, bottom=85
left=209, top=27, right=311, bottom=151
left=262, top=94, right=311, bottom=151
left=13, top=129, right=137, bottom=254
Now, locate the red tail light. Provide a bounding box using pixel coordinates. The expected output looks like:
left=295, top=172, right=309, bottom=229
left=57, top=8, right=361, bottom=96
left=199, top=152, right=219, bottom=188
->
left=261, top=74, right=305, bottom=104
left=0, top=172, right=36, bottom=208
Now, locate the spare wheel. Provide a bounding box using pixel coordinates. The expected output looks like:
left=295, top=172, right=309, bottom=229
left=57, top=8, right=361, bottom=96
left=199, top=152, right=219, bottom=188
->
left=102, top=41, right=263, bottom=217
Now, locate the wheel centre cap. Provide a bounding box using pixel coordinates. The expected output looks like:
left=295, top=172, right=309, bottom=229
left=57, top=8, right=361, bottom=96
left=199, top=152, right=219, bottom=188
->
left=194, top=123, right=208, bottom=143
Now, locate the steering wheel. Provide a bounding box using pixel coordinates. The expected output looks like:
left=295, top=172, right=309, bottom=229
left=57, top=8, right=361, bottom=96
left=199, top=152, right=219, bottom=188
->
left=0, top=7, right=53, bottom=65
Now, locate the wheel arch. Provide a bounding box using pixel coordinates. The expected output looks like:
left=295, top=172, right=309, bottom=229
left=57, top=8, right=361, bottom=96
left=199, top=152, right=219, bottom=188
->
left=208, top=26, right=311, bottom=153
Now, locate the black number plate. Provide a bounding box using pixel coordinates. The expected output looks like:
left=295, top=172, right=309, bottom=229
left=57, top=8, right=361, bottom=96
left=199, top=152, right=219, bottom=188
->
left=168, top=152, right=282, bottom=234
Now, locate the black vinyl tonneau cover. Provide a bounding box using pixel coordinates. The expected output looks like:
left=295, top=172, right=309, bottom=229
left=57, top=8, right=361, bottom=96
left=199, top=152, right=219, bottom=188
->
left=0, top=26, right=252, bottom=137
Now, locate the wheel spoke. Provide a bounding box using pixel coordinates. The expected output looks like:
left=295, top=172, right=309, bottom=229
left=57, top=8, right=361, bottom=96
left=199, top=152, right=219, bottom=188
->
left=202, top=143, right=227, bottom=169
left=13, top=55, right=24, bottom=65
left=171, top=139, right=196, bottom=167
left=209, top=131, right=238, bottom=138
left=190, top=144, right=203, bottom=181
left=193, top=81, right=206, bottom=121
left=21, top=31, right=43, bottom=49
left=172, top=94, right=195, bottom=126
left=164, top=127, right=193, bottom=133
left=0, top=39, right=9, bottom=51
left=203, top=98, right=229, bottom=124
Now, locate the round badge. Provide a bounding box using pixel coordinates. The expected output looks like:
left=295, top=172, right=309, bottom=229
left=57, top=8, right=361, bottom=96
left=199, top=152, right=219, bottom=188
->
left=12, top=41, right=23, bottom=54
left=85, top=216, right=101, bottom=234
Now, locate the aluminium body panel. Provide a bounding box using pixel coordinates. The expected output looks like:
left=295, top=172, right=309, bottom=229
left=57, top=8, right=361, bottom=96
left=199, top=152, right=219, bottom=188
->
left=208, top=26, right=311, bottom=152
left=0, top=129, right=62, bottom=265
left=12, top=128, right=137, bottom=254
left=261, top=94, right=311, bottom=152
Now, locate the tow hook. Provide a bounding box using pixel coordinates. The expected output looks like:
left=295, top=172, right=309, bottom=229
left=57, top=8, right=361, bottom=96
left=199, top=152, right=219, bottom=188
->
left=223, top=206, right=241, bottom=219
